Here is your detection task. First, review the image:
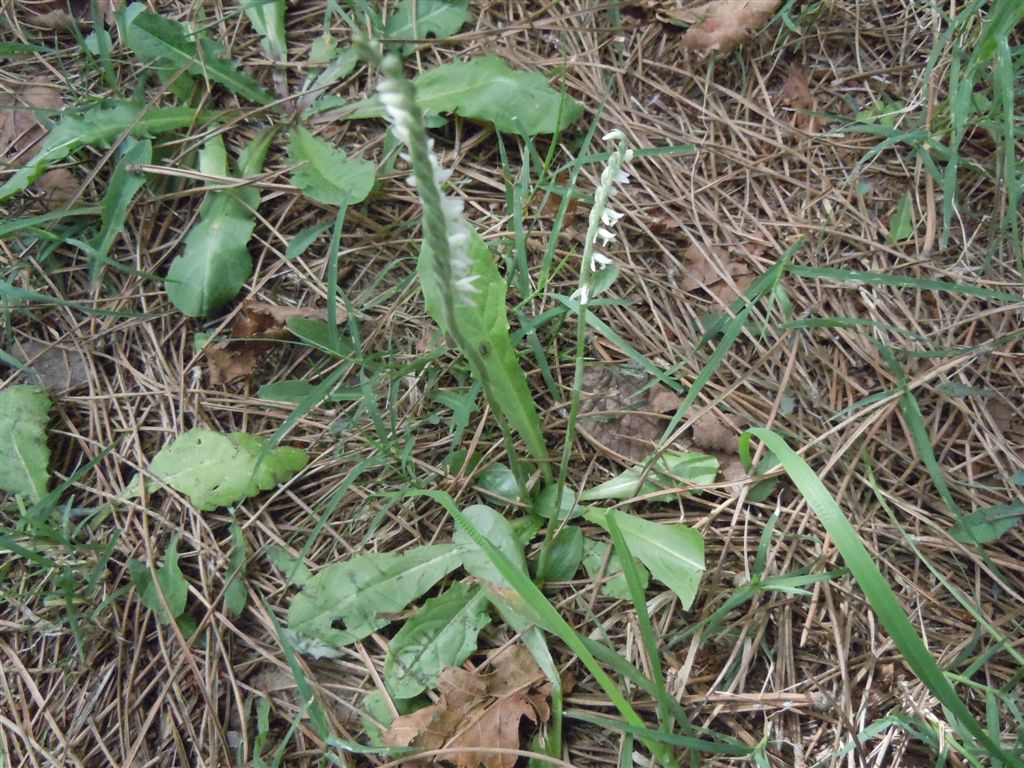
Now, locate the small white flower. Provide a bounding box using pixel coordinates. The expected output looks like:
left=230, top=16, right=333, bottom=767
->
left=590, top=251, right=613, bottom=271
left=405, top=174, right=418, bottom=188
left=447, top=230, right=469, bottom=252
left=442, top=197, right=464, bottom=218
left=570, top=284, right=590, bottom=305
left=601, top=208, right=623, bottom=227
left=595, top=227, right=616, bottom=246
left=623, top=148, right=635, bottom=163
left=603, top=129, right=626, bottom=142
left=616, top=170, right=631, bottom=185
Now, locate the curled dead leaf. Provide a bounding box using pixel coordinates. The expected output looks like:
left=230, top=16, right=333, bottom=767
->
left=691, top=408, right=741, bottom=453
left=780, top=64, right=813, bottom=111
left=20, top=0, right=120, bottom=28
left=676, top=0, right=783, bottom=55
left=383, top=645, right=550, bottom=768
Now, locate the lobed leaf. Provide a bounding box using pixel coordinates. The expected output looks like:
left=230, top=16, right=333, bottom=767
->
left=346, top=55, right=583, bottom=136
left=0, top=385, right=52, bottom=502
left=286, top=544, right=462, bottom=648
left=127, top=427, right=308, bottom=511
left=579, top=451, right=719, bottom=503
left=383, top=0, right=473, bottom=55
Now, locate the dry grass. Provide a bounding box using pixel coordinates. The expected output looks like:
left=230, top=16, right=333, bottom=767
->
left=1, top=1, right=1022, bottom=766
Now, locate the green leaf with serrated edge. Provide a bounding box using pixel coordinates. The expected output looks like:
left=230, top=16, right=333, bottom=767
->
left=579, top=451, right=719, bottom=503
left=453, top=504, right=527, bottom=589
left=127, top=428, right=307, bottom=511
left=538, top=525, right=583, bottom=583
left=383, top=0, right=473, bottom=55
left=0, top=385, right=52, bottom=502
left=287, top=127, right=375, bottom=207
left=345, top=55, right=583, bottom=136
left=384, top=583, right=490, bottom=698
left=126, top=8, right=273, bottom=105
left=949, top=502, right=1024, bottom=545
left=129, top=535, right=188, bottom=623
left=419, top=228, right=548, bottom=463
left=165, top=129, right=273, bottom=317
left=0, top=102, right=204, bottom=200
left=286, top=544, right=461, bottom=648
left=581, top=538, right=649, bottom=600
left=583, top=509, right=704, bottom=609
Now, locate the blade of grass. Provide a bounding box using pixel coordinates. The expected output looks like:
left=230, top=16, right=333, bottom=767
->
left=739, top=427, right=1022, bottom=767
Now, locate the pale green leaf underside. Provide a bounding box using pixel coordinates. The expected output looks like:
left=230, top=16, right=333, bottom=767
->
left=581, top=538, right=649, bottom=600
left=384, top=582, right=490, bottom=698
left=129, top=428, right=308, bottom=511
left=580, top=451, right=719, bottom=503
left=346, top=55, right=583, bottom=136
left=287, top=544, right=462, bottom=648
left=584, top=508, right=704, bottom=609
left=0, top=385, right=52, bottom=502
left=288, top=127, right=376, bottom=207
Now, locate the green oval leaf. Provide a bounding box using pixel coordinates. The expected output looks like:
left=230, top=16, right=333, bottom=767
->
left=453, top=504, right=527, bottom=588
left=0, top=385, right=52, bottom=502
left=127, top=428, right=308, bottom=511
left=584, top=509, right=704, bottom=609
left=286, top=544, right=462, bottom=648
left=346, top=55, right=583, bottom=136
left=384, top=582, right=490, bottom=698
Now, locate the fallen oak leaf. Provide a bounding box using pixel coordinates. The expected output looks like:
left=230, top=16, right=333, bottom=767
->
left=780, top=63, right=813, bottom=110
left=677, top=0, right=782, bottom=55
left=383, top=644, right=551, bottom=768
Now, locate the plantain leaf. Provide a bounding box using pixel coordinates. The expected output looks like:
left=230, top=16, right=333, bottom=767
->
left=286, top=544, right=462, bottom=648
left=419, top=228, right=548, bottom=463
left=384, top=582, right=490, bottom=698
left=581, top=538, right=649, bottom=600
left=287, top=127, right=376, bottom=207
left=584, top=508, right=704, bottom=609
left=125, top=6, right=273, bottom=105
left=165, top=128, right=273, bottom=317
left=0, top=102, right=205, bottom=200
left=127, top=427, right=308, bottom=511
left=0, top=385, right=52, bottom=502
left=383, top=0, right=473, bottom=55
left=345, top=55, right=583, bottom=136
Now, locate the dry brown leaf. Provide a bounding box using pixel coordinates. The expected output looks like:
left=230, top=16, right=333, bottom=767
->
left=780, top=63, right=813, bottom=110
left=383, top=645, right=550, bottom=768
left=204, top=301, right=337, bottom=385
left=677, top=0, right=782, bottom=55
left=691, top=409, right=740, bottom=453
left=579, top=364, right=684, bottom=464
left=681, top=243, right=754, bottom=307
left=989, top=401, right=1024, bottom=444
left=0, top=82, right=79, bottom=205
left=12, top=338, right=91, bottom=392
